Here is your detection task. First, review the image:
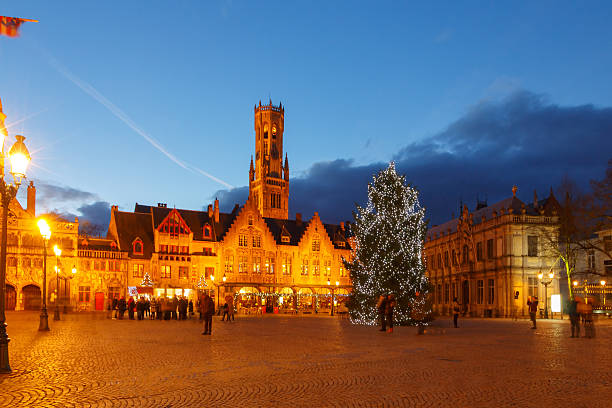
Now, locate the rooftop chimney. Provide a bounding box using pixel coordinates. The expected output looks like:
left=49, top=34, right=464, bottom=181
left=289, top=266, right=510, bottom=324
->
left=27, top=181, right=35, bottom=216
left=214, top=197, right=219, bottom=223
left=207, top=204, right=213, bottom=218
left=296, top=213, right=302, bottom=226
left=111, top=205, right=118, bottom=212
left=340, top=222, right=344, bottom=231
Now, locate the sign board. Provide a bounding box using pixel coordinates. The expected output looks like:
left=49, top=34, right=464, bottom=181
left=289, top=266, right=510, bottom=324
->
left=128, top=286, right=138, bottom=297
left=551, top=294, right=561, bottom=313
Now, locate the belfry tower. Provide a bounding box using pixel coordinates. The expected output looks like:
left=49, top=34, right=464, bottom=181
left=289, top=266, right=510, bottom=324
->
left=249, top=99, right=289, bottom=219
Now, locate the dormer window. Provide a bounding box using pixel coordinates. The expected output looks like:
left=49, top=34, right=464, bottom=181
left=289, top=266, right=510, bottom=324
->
left=281, top=235, right=290, bottom=243
left=248, top=215, right=253, bottom=226
left=110, top=241, right=117, bottom=250
left=133, top=238, right=143, bottom=255
left=203, top=224, right=212, bottom=239
left=336, top=241, right=345, bottom=248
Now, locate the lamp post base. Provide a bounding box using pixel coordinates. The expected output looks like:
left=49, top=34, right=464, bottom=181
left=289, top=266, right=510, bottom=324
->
left=53, top=307, right=60, bottom=321
left=38, top=309, right=49, bottom=331
left=0, top=322, right=10, bottom=373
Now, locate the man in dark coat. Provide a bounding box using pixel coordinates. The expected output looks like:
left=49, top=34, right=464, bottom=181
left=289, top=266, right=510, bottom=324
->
left=527, top=296, right=538, bottom=329
left=118, top=297, right=127, bottom=320
left=201, top=294, right=215, bottom=335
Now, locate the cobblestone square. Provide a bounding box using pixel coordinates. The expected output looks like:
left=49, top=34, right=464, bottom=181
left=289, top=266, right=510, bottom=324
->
left=1, top=312, right=610, bottom=407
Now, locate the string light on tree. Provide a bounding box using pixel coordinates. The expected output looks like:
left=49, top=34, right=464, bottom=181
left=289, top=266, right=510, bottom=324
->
left=343, top=161, right=430, bottom=325
left=140, top=271, right=154, bottom=287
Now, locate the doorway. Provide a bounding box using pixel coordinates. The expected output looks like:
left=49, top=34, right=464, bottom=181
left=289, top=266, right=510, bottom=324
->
left=95, top=292, right=105, bottom=311
left=5, top=284, right=16, bottom=310
left=23, top=284, right=41, bottom=310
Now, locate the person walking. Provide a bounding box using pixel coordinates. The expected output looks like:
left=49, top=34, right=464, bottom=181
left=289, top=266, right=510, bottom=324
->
left=452, top=297, right=460, bottom=328
left=527, top=296, right=538, bottom=329
left=188, top=299, right=194, bottom=318
left=112, top=296, right=118, bottom=319
left=385, top=294, right=396, bottom=333
left=568, top=297, right=580, bottom=338
left=221, top=302, right=230, bottom=322
left=201, top=294, right=215, bottom=335
left=136, top=297, right=144, bottom=320
left=128, top=296, right=135, bottom=320
left=118, top=297, right=127, bottom=320
left=225, top=295, right=235, bottom=322
left=376, top=295, right=387, bottom=332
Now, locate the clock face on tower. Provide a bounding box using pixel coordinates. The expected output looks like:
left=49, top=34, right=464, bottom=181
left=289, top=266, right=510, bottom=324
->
left=272, top=125, right=277, bottom=138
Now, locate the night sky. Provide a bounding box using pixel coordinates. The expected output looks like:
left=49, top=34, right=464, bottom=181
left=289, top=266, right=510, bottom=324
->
left=1, top=1, right=611, bottom=229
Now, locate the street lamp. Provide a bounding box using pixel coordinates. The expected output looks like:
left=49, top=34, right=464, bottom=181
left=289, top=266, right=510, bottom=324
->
left=53, top=245, right=61, bottom=321
left=601, top=280, right=607, bottom=307
left=64, top=265, right=76, bottom=313
left=210, top=274, right=218, bottom=310
left=538, top=271, right=554, bottom=319
left=0, top=131, right=31, bottom=373
left=37, top=219, right=51, bottom=332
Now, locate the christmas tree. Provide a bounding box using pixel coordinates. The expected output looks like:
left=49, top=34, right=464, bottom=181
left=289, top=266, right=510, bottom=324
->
left=140, top=271, right=154, bottom=287
left=344, top=162, right=430, bottom=325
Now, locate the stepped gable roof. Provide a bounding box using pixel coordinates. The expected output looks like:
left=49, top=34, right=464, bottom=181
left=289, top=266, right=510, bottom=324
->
left=323, top=223, right=351, bottom=249
left=113, top=211, right=154, bottom=258
left=264, top=217, right=310, bottom=246
left=78, top=237, right=119, bottom=251
left=427, top=196, right=525, bottom=240
left=134, top=203, right=239, bottom=242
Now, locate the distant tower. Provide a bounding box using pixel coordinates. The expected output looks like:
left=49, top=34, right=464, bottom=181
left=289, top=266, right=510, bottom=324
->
left=249, top=99, right=289, bottom=219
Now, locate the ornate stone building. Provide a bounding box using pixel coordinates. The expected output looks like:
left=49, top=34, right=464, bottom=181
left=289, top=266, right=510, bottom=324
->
left=424, top=187, right=562, bottom=317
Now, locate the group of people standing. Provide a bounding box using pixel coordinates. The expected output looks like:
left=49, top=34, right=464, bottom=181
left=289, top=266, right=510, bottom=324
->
left=110, top=296, right=194, bottom=321
left=376, top=294, right=396, bottom=333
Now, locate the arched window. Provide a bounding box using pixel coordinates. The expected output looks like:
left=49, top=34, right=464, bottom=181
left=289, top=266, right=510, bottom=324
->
left=133, top=238, right=143, bottom=255
left=203, top=224, right=212, bottom=239
left=263, top=124, right=269, bottom=139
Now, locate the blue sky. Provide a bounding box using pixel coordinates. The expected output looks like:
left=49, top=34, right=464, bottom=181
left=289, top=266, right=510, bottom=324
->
left=1, top=1, right=611, bottom=227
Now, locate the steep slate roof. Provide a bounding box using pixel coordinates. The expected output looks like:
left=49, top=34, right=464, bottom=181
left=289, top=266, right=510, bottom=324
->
left=264, top=218, right=310, bottom=246
left=112, top=211, right=154, bottom=258
left=134, top=203, right=239, bottom=242
left=323, top=223, right=351, bottom=249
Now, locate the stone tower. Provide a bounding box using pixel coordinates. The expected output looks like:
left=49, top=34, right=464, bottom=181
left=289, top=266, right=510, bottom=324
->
left=249, top=99, right=289, bottom=219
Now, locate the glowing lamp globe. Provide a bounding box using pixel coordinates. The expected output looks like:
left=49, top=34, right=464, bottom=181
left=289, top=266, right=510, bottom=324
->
left=8, top=135, right=30, bottom=183
left=37, top=219, right=51, bottom=240
left=53, top=245, right=61, bottom=257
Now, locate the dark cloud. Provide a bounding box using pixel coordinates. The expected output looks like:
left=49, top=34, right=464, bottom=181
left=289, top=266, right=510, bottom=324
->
left=77, top=201, right=111, bottom=227
left=215, top=90, right=612, bottom=226
left=37, top=182, right=97, bottom=202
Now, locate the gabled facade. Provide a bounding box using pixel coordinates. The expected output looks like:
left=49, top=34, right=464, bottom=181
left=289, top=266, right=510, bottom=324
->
left=104, top=100, right=352, bottom=312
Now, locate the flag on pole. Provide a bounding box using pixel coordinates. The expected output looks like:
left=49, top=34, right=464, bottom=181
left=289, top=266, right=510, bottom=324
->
left=0, top=16, right=38, bottom=37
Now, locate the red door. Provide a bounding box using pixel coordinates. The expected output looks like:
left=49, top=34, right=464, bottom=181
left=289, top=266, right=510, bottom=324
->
left=95, top=292, right=105, bottom=311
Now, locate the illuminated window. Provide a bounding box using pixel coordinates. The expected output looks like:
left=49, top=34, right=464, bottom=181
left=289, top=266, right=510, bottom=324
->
left=312, top=259, right=320, bottom=276
left=78, top=286, right=90, bottom=303
left=301, top=259, right=308, bottom=276
left=132, top=264, right=144, bottom=278
left=265, top=257, right=275, bottom=274
left=225, top=255, right=234, bottom=273
left=205, top=267, right=214, bottom=279
left=281, top=235, right=290, bottom=243
left=161, top=265, right=171, bottom=279
left=252, top=235, right=262, bottom=248
left=339, top=265, right=346, bottom=277
left=263, top=124, right=269, bottom=139
left=282, top=255, right=292, bottom=275
left=253, top=256, right=261, bottom=273
left=239, top=256, right=248, bottom=273
left=239, top=235, right=248, bottom=247
left=528, top=277, right=538, bottom=298
left=324, top=260, right=331, bottom=276
left=179, top=266, right=189, bottom=279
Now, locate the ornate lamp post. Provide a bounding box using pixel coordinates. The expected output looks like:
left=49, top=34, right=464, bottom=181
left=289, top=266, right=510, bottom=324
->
left=538, top=271, right=554, bottom=319
left=53, top=245, right=62, bottom=321
left=64, top=265, right=76, bottom=313
left=0, top=130, right=32, bottom=373
left=601, top=280, right=607, bottom=307
left=37, top=219, right=51, bottom=331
